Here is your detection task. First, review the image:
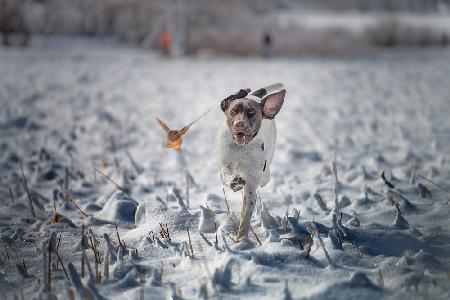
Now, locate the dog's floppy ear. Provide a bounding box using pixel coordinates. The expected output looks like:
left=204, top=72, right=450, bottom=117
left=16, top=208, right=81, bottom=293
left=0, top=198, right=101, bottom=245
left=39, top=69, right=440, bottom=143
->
left=221, top=88, right=251, bottom=112
left=261, top=89, right=285, bottom=119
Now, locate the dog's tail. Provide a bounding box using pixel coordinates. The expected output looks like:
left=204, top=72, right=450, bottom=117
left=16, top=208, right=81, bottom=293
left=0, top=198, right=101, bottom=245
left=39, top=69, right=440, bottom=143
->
left=251, top=83, right=284, bottom=99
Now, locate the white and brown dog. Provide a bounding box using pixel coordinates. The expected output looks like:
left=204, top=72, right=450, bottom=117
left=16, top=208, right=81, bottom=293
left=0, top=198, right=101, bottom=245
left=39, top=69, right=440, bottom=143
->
left=218, top=83, right=286, bottom=239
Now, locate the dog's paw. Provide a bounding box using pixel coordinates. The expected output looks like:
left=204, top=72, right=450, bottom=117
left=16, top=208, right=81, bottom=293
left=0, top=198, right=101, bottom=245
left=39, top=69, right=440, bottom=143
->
left=230, top=176, right=246, bottom=192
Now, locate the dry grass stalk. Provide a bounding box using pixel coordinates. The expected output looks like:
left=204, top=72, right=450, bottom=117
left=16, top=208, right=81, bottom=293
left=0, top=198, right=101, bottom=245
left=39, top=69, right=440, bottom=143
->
left=114, top=223, right=126, bottom=252
left=113, top=157, right=121, bottom=174
left=249, top=225, right=262, bottom=246
left=126, top=150, right=143, bottom=174
left=185, top=170, right=190, bottom=209
left=81, top=250, right=85, bottom=278
left=88, top=236, right=100, bottom=264
left=48, top=240, right=52, bottom=293
left=160, top=261, right=164, bottom=282
left=378, top=268, right=385, bottom=288
left=55, top=251, right=69, bottom=281
left=18, top=157, right=35, bottom=217
left=57, top=179, right=88, bottom=217
left=153, top=150, right=165, bottom=185
left=104, top=254, right=109, bottom=279
left=187, top=227, right=194, bottom=257
left=53, top=193, right=57, bottom=215
left=222, top=188, right=238, bottom=235
left=221, top=230, right=237, bottom=244
left=312, top=223, right=333, bottom=266
left=416, top=173, right=449, bottom=192
left=140, top=275, right=145, bottom=300
left=81, top=226, right=85, bottom=278
left=159, top=223, right=171, bottom=240
left=0, top=249, right=7, bottom=260
left=214, top=223, right=218, bottom=248
left=22, top=259, right=28, bottom=277
left=416, top=173, right=450, bottom=203
left=304, top=240, right=313, bottom=258
left=148, top=231, right=155, bottom=243
left=95, top=259, right=99, bottom=284
left=8, top=185, right=14, bottom=204
left=67, top=288, right=75, bottom=300
left=88, top=235, right=100, bottom=282
left=2, top=236, right=10, bottom=260
left=222, top=187, right=231, bottom=215
left=56, top=234, right=61, bottom=269
left=381, top=171, right=395, bottom=189
left=196, top=241, right=216, bottom=292
left=95, top=167, right=131, bottom=198
left=101, top=159, right=109, bottom=169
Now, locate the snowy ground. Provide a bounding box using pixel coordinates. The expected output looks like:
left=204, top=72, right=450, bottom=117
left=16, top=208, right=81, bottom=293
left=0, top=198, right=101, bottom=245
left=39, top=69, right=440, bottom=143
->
left=1, top=37, right=450, bottom=299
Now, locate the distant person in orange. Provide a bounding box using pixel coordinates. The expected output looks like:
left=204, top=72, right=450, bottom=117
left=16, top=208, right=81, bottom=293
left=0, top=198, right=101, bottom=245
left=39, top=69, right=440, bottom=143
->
left=160, top=31, right=171, bottom=56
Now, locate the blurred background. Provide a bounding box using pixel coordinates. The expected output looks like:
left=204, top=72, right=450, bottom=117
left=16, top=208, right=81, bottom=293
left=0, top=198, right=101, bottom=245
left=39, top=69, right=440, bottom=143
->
left=1, top=0, right=450, bottom=57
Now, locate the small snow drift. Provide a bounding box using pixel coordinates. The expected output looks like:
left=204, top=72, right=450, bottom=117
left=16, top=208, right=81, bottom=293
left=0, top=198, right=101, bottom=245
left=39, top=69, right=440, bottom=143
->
left=134, top=196, right=167, bottom=227
left=95, top=191, right=137, bottom=224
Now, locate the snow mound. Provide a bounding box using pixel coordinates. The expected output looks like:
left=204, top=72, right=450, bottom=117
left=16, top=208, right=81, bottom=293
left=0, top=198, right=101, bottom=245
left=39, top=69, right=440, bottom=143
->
left=95, top=191, right=138, bottom=224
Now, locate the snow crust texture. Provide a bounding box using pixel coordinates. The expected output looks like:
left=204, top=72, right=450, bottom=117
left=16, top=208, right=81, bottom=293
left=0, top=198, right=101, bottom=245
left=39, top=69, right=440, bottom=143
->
left=0, top=38, right=450, bottom=299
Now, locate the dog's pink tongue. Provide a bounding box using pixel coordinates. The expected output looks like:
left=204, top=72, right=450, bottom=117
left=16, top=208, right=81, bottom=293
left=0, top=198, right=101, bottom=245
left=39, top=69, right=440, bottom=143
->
left=235, top=133, right=247, bottom=145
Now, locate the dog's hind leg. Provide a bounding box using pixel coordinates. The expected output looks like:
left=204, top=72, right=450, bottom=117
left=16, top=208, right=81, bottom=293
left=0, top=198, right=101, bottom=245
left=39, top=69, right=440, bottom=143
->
left=237, top=182, right=258, bottom=240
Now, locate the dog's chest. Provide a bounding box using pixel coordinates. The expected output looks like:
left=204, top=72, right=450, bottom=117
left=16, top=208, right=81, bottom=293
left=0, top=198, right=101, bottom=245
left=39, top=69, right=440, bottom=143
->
left=218, top=121, right=276, bottom=181
left=223, top=138, right=266, bottom=179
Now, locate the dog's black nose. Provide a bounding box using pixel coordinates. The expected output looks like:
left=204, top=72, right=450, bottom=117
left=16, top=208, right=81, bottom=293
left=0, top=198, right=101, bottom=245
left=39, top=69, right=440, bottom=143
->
left=234, top=120, right=245, bottom=130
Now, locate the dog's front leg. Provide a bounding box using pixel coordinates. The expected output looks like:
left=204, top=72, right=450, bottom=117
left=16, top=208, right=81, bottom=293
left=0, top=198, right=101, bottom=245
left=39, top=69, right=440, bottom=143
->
left=237, top=181, right=258, bottom=240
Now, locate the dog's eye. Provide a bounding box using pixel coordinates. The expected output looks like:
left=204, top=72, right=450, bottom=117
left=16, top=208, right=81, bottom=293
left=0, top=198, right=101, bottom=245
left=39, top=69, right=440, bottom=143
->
left=230, top=109, right=236, bottom=117
left=247, top=110, right=255, bottom=118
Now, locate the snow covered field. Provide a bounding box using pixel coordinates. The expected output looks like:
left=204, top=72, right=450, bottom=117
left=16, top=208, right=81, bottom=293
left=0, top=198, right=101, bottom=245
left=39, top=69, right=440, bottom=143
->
left=1, top=38, right=450, bottom=299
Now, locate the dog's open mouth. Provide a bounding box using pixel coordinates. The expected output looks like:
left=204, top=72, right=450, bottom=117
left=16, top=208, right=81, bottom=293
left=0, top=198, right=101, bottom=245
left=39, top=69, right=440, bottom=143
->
left=234, top=131, right=250, bottom=145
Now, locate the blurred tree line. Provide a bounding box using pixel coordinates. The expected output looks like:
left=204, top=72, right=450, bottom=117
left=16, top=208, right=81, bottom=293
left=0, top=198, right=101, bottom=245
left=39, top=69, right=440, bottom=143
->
left=1, top=0, right=449, bottom=54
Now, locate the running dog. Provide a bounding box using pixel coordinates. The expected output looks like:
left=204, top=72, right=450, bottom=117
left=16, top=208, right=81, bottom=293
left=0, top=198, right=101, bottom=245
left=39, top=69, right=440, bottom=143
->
left=218, top=83, right=286, bottom=239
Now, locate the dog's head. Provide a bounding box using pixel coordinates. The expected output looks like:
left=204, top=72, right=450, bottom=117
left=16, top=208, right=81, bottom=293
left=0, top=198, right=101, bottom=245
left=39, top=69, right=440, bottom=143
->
left=220, top=83, right=285, bottom=145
